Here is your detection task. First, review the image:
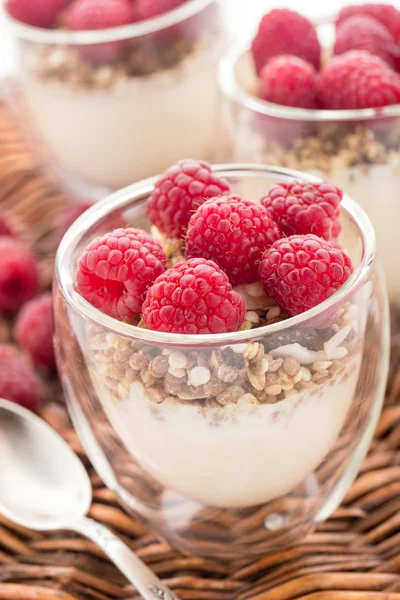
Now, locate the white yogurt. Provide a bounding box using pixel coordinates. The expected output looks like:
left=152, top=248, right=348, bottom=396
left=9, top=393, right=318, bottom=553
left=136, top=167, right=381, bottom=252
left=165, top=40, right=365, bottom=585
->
left=95, top=359, right=360, bottom=508
left=21, top=39, right=221, bottom=191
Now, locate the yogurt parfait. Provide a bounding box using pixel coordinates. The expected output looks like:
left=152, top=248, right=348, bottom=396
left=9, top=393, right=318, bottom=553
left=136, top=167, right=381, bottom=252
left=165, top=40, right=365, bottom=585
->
left=4, top=0, right=224, bottom=199
left=54, top=162, right=389, bottom=559
left=219, top=3, right=400, bottom=304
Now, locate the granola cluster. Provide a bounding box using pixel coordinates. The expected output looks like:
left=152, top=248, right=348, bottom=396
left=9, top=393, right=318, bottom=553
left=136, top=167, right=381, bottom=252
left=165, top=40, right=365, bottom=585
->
left=236, top=111, right=400, bottom=175
left=22, top=34, right=216, bottom=89
left=88, top=299, right=359, bottom=412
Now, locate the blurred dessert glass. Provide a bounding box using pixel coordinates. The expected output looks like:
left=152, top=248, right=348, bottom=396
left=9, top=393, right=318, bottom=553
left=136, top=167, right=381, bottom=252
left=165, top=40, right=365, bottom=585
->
left=4, top=0, right=224, bottom=199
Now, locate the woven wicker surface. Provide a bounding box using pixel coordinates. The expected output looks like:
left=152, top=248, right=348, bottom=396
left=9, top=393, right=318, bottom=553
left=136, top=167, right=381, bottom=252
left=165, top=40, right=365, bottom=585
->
left=2, top=101, right=400, bottom=600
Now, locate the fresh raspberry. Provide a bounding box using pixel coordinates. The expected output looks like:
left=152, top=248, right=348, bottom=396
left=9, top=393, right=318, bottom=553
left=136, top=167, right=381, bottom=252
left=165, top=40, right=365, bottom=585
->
left=0, top=212, right=16, bottom=237
left=337, top=3, right=400, bottom=38
left=334, top=15, right=399, bottom=68
left=318, top=50, right=400, bottom=109
left=185, top=195, right=281, bottom=286
left=5, top=0, right=67, bottom=28
left=76, top=228, right=167, bottom=320
left=259, top=55, right=319, bottom=109
left=146, top=160, right=230, bottom=239
left=65, top=0, right=136, bottom=62
left=142, top=258, right=246, bottom=334
left=0, top=345, right=44, bottom=412
left=251, top=9, right=321, bottom=75
left=55, top=201, right=92, bottom=243
left=14, top=293, right=55, bottom=369
left=137, top=0, right=186, bottom=20
left=259, top=235, right=353, bottom=317
left=260, top=181, right=343, bottom=242
left=0, top=237, right=39, bottom=313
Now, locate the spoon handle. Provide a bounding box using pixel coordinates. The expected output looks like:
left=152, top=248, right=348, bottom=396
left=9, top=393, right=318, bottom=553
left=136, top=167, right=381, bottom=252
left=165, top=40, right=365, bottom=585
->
left=71, top=516, right=180, bottom=600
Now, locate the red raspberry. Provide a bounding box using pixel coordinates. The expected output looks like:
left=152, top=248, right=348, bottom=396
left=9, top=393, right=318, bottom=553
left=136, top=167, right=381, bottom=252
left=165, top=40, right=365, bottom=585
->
left=5, top=0, right=67, bottom=28
left=337, top=3, right=400, bottom=38
left=251, top=9, right=321, bottom=75
left=142, top=258, right=246, bottom=334
left=334, top=15, right=399, bottom=68
left=259, top=235, right=353, bottom=317
left=0, top=237, right=39, bottom=313
left=185, top=195, right=281, bottom=286
left=137, top=0, right=186, bottom=21
left=0, top=345, right=44, bottom=412
left=15, top=293, right=55, bottom=369
left=260, top=181, right=343, bottom=242
left=318, top=50, right=400, bottom=109
left=259, top=55, right=319, bottom=109
left=65, top=0, right=136, bottom=62
left=146, top=160, right=230, bottom=239
left=0, top=212, right=16, bottom=237
left=76, top=228, right=167, bottom=320
left=55, top=201, right=92, bottom=243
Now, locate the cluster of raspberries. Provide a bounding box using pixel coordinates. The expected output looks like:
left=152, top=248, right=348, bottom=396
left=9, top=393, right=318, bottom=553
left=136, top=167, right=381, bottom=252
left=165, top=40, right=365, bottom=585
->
left=6, top=0, right=187, bottom=61
left=0, top=210, right=63, bottom=414
left=6, top=0, right=186, bottom=29
left=76, top=159, right=353, bottom=335
left=252, top=4, right=400, bottom=110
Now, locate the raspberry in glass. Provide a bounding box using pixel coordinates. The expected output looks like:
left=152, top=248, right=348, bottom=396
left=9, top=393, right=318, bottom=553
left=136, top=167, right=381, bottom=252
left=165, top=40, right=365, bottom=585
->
left=259, top=234, right=353, bottom=316
left=259, top=55, right=319, bottom=109
left=252, top=9, right=321, bottom=74
left=260, top=180, right=343, bottom=241
left=76, top=228, right=167, bottom=320
left=318, top=50, right=400, bottom=109
left=147, top=159, right=230, bottom=239
left=185, top=195, right=281, bottom=286
left=142, top=258, right=246, bottom=334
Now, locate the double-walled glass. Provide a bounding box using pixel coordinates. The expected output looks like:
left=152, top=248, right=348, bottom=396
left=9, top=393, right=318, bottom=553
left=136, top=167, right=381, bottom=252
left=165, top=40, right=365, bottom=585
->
left=4, top=0, right=224, bottom=199
left=219, top=33, right=400, bottom=306
left=54, top=165, right=389, bottom=560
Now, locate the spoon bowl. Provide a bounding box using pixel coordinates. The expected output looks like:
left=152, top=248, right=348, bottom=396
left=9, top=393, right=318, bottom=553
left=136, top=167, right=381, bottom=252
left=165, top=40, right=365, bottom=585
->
left=0, top=398, right=180, bottom=600
left=0, top=399, right=91, bottom=530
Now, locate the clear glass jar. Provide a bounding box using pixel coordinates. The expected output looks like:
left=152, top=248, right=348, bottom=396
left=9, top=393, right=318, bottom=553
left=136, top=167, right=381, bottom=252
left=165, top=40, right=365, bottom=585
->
left=54, top=164, right=389, bottom=560
left=218, top=29, right=400, bottom=306
left=3, top=0, right=224, bottom=200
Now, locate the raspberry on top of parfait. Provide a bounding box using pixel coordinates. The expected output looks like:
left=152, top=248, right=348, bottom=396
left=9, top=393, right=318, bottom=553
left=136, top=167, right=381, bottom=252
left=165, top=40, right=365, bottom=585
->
left=146, top=159, right=230, bottom=239
left=5, top=0, right=189, bottom=28
left=250, top=3, right=400, bottom=110
left=75, top=159, right=353, bottom=335
left=185, top=195, right=281, bottom=286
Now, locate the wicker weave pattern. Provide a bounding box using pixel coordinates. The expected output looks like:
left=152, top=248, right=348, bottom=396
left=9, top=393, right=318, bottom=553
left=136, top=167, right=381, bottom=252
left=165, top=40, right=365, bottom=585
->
left=1, top=102, right=400, bottom=599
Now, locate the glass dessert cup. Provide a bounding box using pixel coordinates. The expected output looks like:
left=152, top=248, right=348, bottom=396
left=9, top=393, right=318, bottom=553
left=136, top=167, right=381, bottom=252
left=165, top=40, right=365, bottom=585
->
left=3, top=0, right=224, bottom=200
left=54, top=164, right=389, bottom=560
left=218, top=34, right=400, bottom=308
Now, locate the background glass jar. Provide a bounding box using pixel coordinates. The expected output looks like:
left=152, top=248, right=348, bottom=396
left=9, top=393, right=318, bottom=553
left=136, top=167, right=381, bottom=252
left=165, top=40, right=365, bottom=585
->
left=3, top=0, right=224, bottom=200
left=218, top=37, right=400, bottom=308
left=54, top=165, right=389, bottom=560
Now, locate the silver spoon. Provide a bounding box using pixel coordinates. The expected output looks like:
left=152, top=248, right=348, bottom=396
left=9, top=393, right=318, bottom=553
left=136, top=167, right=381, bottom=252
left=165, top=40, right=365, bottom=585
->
left=0, top=398, right=180, bottom=600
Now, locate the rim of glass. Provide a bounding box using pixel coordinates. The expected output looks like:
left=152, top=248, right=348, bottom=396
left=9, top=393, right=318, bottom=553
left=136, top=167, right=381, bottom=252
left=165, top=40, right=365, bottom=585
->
left=56, top=164, right=376, bottom=346
left=1, top=0, right=213, bottom=44
left=219, top=40, right=400, bottom=122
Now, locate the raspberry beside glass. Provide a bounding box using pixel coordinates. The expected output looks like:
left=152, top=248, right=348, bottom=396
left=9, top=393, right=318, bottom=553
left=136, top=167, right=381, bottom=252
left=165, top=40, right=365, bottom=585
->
left=219, top=4, right=400, bottom=304
left=54, top=163, right=389, bottom=559
left=4, top=0, right=224, bottom=200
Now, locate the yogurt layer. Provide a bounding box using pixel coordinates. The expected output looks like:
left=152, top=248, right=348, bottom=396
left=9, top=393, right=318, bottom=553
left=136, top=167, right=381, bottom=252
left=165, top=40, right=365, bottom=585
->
left=21, top=38, right=221, bottom=191
left=95, top=357, right=360, bottom=508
